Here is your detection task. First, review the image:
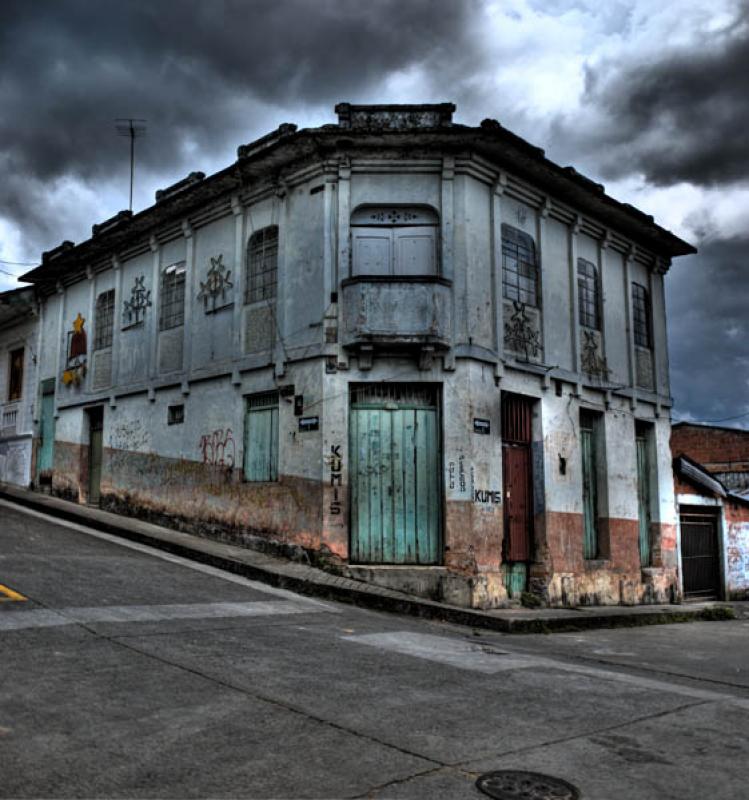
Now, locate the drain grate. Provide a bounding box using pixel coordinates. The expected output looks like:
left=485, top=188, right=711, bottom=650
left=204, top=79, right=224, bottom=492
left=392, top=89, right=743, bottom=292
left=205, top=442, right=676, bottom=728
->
left=476, top=770, right=580, bottom=800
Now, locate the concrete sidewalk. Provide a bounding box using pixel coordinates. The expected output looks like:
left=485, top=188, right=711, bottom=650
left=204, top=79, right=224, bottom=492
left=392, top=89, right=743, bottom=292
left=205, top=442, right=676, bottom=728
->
left=0, top=482, right=738, bottom=633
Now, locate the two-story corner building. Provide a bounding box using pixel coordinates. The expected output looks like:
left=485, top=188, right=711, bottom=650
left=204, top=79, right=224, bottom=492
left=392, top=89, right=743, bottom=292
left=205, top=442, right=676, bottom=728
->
left=18, top=103, right=695, bottom=608
left=0, top=287, right=40, bottom=487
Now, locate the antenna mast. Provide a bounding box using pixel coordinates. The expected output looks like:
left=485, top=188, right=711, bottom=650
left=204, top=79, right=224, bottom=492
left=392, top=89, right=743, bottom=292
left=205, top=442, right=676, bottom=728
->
left=115, top=118, right=147, bottom=212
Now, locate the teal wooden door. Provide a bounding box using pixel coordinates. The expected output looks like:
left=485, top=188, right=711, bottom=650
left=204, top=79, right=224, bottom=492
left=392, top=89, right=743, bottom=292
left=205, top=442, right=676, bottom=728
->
left=37, top=388, right=55, bottom=476
left=244, top=405, right=279, bottom=482
left=636, top=435, right=651, bottom=566
left=350, top=389, right=440, bottom=564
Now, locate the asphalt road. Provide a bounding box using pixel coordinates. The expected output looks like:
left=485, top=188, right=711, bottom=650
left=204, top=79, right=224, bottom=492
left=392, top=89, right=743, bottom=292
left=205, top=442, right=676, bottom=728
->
left=1, top=499, right=747, bottom=800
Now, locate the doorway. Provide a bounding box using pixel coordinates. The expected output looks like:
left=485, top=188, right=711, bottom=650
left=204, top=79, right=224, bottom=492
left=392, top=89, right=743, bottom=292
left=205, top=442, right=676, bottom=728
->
left=501, top=393, right=534, bottom=595
left=680, top=510, right=721, bottom=600
left=87, top=406, right=104, bottom=506
left=36, top=379, right=56, bottom=483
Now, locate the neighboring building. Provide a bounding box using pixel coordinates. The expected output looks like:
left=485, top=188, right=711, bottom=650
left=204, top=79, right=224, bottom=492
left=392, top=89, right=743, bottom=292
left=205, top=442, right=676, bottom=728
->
left=17, top=103, right=695, bottom=608
left=0, top=287, right=39, bottom=486
left=672, top=423, right=749, bottom=600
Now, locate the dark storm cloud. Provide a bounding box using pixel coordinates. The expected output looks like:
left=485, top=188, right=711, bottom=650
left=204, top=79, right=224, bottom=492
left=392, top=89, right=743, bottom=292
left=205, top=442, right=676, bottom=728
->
left=666, top=235, right=749, bottom=426
left=0, top=0, right=479, bottom=255
left=556, top=11, right=749, bottom=187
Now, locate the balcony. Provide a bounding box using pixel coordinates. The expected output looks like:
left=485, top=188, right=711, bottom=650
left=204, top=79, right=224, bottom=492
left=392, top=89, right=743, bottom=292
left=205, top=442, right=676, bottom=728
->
left=341, top=276, right=452, bottom=353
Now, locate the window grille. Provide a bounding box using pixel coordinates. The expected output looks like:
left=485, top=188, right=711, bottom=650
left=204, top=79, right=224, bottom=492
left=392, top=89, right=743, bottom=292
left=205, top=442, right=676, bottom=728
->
left=167, top=404, right=184, bottom=425
left=8, top=347, right=24, bottom=401
left=577, top=258, right=600, bottom=330
left=94, top=290, right=115, bottom=350
left=244, top=390, right=279, bottom=482
left=501, top=224, right=538, bottom=307
left=159, top=262, right=186, bottom=331
left=245, top=226, right=278, bottom=304
left=632, top=283, right=651, bottom=348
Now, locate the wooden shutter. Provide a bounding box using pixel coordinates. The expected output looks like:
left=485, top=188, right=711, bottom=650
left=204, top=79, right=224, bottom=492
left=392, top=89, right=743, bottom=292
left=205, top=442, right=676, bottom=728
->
left=352, top=229, right=391, bottom=275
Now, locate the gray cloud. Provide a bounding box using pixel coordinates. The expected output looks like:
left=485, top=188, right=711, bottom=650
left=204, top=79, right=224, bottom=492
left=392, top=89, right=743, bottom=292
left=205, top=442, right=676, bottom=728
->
left=551, top=9, right=749, bottom=187
left=666, top=235, right=749, bottom=427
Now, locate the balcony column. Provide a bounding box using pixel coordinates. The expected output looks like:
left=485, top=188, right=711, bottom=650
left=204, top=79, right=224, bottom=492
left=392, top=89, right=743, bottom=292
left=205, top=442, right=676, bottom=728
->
left=490, top=173, right=507, bottom=380
left=336, top=157, right=351, bottom=369
left=569, top=215, right=582, bottom=390
left=274, top=181, right=288, bottom=378
left=623, top=245, right=637, bottom=410
left=181, top=220, right=195, bottom=392
left=147, top=235, right=160, bottom=382
left=231, top=195, right=245, bottom=383
left=110, top=255, right=122, bottom=407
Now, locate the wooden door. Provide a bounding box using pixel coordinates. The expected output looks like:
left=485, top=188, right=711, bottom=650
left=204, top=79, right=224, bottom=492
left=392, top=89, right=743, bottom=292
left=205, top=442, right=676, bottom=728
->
left=680, top=512, right=721, bottom=599
left=88, top=407, right=104, bottom=506
left=350, top=386, right=440, bottom=564
left=636, top=434, right=652, bottom=566
left=37, top=386, right=55, bottom=477
left=581, top=422, right=598, bottom=559
left=501, top=394, right=533, bottom=564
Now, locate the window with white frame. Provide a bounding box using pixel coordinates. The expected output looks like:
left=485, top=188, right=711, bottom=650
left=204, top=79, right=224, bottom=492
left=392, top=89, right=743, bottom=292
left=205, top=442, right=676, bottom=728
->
left=502, top=224, right=538, bottom=307
left=245, top=226, right=278, bottom=304
left=159, top=262, right=186, bottom=331
left=94, top=290, right=115, bottom=350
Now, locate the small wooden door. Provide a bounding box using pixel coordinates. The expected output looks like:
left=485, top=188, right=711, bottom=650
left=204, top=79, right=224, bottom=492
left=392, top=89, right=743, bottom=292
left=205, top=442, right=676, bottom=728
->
left=581, top=416, right=599, bottom=559
left=636, top=432, right=652, bottom=566
left=88, top=407, right=104, bottom=506
left=680, top=512, right=721, bottom=600
left=37, top=383, right=56, bottom=478
left=350, top=385, right=441, bottom=564
left=502, top=394, right=533, bottom=564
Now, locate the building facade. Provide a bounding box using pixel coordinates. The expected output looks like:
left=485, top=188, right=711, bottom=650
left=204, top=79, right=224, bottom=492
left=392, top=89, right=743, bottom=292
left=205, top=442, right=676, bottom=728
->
left=672, top=423, right=749, bottom=600
left=0, top=287, right=39, bottom=487
left=18, top=103, right=695, bottom=608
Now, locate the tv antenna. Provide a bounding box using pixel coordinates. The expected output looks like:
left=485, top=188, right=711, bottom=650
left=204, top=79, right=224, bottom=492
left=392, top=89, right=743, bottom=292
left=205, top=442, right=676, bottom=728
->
left=115, top=118, right=147, bottom=212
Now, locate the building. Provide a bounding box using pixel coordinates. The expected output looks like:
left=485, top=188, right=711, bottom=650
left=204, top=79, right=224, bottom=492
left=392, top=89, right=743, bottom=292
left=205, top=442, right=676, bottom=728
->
left=672, top=423, right=749, bottom=600
left=16, top=103, right=696, bottom=608
left=0, top=287, right=39, bottom=487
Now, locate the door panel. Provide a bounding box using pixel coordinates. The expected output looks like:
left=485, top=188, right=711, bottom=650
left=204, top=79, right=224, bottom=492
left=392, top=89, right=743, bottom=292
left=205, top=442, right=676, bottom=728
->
left=636, top=436, right=651, bottom=566
left=88, top=408, right=104, bottom=506
left=37, top=391, right=55, bottom=475
left=503, top=445, right=531, bottom=562
left=350, top=403, right=440, bottom=565
left=581, top=426, right=598, bottom=559
left=681, top=514, right=720, bottom=599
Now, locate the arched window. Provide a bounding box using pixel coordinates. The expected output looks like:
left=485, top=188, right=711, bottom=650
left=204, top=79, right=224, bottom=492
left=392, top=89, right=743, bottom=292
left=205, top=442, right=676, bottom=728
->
left=245, top=226, right=278, bottom=304
left=501, top=224, right=538, bottom=307
left=350, top=206, right=439, bottom=277
left=577, top=258, right=600, bottom=330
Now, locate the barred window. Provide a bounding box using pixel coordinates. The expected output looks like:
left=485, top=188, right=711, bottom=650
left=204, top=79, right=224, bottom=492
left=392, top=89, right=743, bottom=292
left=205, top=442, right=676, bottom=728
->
left=577, top=258, right=600, bottom=330
left=159, top=262, right=186, bottom=331
left=502, top=224, right=538, bottom=307
left=632, top=283, right=651, bottom=348
left=245, top=226, right=278, bottom=304
left=93, top=290, right=115, bottom=350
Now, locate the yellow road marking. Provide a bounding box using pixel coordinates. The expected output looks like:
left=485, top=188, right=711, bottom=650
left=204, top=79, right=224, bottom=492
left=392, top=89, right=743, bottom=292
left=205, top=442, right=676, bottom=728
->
left=0, top=584, right=26, bottom=601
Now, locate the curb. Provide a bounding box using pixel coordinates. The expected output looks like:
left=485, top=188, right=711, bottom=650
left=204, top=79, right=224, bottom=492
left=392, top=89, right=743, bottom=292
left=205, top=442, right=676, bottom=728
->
left=1, top=486, right=735, bottom=634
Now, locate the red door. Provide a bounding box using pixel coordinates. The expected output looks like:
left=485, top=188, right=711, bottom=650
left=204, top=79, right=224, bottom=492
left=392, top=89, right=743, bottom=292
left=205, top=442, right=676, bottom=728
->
left=502, top=394, right=533, bottom=562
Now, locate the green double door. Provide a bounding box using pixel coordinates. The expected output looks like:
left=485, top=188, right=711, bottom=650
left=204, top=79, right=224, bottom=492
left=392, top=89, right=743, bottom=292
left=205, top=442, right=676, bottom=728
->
left=350, top=387, right=441, bottom=564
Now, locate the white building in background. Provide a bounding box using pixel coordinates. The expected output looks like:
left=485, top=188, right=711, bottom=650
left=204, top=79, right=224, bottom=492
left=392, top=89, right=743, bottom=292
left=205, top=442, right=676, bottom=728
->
left=16, top=103, right=696, bottom=608
left=0, top=286, right=39, bottom=486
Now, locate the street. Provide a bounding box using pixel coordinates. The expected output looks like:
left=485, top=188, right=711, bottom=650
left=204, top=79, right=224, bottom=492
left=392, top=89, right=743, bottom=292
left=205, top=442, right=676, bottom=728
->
left=1, top=499, right=747, bottom=800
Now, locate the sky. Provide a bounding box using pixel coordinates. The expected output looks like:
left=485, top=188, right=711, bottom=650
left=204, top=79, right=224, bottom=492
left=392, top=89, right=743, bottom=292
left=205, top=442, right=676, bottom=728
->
left=1, top=0, right=747, bottom=426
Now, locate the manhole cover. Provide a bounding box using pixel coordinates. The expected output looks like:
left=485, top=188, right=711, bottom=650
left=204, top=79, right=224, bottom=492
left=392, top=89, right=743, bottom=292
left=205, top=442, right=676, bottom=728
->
left=476, top=770, right=580, bottom=800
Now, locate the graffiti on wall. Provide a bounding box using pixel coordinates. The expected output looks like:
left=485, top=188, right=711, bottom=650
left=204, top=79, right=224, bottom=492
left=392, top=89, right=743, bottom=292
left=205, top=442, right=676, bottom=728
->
left=198, top=254, right=233, bottom=313
left=123, top=275, right=152, bottom=328
left=329, top=445, right=342, bottom=515
left=199, top=428, right=235, bottom=467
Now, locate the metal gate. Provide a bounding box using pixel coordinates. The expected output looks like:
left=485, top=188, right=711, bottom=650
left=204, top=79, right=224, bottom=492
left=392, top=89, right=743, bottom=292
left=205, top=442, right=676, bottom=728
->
left=88, top=407, right=104, bottom=506
left=349, top=384, right=441, bottom=564
left=680, top=512, right=721, bottom=600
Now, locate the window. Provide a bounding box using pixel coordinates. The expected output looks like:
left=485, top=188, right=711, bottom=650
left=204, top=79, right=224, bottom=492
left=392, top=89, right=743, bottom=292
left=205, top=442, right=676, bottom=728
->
left=94, top=290, right=115, bottom=350
left=244, top=391, right=279, bottom=481
left=8, top=347, right=24, bottom=401
left=167, top=404, right=184, bottom=425
left=577, top=258, right=600, bottom=330
left=580, top=410, right=601, bottom=559
left=351, top=206, right=439, bottom=277
left=632, top=283, right=651, bottom=348
left=245, top=226, right=278, bottom=304
left=159, top=262, right=186, bottom=331
left=502, top=224, right=538, bottom=307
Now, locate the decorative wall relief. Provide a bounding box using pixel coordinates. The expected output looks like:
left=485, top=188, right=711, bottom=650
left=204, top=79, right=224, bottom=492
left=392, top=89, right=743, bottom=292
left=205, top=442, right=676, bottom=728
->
left=580, top=330, right=610, bottom=380
left=504, top=301, right=541, bottom=360
left=62, top=313, right=87, bottom=387
left=198, top=254, right=233, bottom=312
left=123, top=275, right=151, bottom=328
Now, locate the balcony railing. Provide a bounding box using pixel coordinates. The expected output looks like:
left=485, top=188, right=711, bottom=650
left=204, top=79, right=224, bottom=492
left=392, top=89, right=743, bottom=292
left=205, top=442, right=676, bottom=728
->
left=341, top=275, right=452, bottom=350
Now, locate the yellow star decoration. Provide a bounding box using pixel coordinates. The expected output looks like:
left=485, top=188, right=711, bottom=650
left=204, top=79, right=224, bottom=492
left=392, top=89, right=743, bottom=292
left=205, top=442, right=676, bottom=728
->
left=72, top=312, right=85, bottom=333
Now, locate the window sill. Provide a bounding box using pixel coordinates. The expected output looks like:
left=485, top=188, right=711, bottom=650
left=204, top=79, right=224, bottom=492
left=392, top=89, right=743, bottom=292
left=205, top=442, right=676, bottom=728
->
left=342, top=274, right=452, bottom=287
left=583, top=558, right=610, bottom=570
